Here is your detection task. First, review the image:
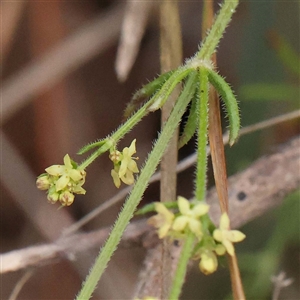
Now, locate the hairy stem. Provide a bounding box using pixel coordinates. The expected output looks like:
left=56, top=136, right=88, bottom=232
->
left=197, top=0, right=238, bottom=60
left=76, top=72, right=197, bottom=300
left=168, top=231, right=195, bottom=300
left=159, top=0, right=182, bottom=297
left=195, top=68, right=209, bottom=201
left=79, top=98, right=153, bottom=169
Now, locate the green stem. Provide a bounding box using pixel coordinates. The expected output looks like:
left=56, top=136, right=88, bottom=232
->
left=147, top=66, right=192, bottom=111
left=195, top=68, right=209, bottom=201
left=168, top=230, right=195, bottom=300
left=79, top=68, right=192, bottom=170
left=197, top=0, right=239, bottom=60
left=79, top=0, right=239, bottom=171
left=79, top=98, right=153, bottom=169
left=76, top=72, right=197, bottom=300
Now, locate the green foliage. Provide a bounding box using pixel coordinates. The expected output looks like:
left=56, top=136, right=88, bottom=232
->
left=124, top=70, right=174, bottom=118
left=37, top=1, right=243, bottom=299
left=178, top=96, right=198, bottom=149
left=207, top=70, right=240, bottom=146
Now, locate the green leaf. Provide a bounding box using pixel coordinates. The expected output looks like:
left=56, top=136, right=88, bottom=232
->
left=178, top=94, right=198, bottom=149
left=147, top=67, right=193, bottom=112
left=207, top=69, right=240, bottom=146
left=78, top=139, right=107, bottom=155
left=124, top=71, right=174, bottom=118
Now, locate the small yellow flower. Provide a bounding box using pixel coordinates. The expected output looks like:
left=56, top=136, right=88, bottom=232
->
left=213, top=213, right=246, bottom=256
left=148, top=202, right=175, bottom=238
left=37, top=154, right=86, bottom=206
left=110, top=139, right=139, bottom=188
left=199, top=249, right=218, bottom=275
left=172, top=196, right=209, bottom=239
left=45, top=154, right=85, bottom=192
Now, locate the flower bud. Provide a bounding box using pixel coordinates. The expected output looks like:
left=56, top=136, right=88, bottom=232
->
left=59, top=191, right=75, bottom=206
left=109, top=150, right=121, bottom=163
left=199, top=251, right=218, bottom=275
left=36, top=175, right=50, bottom=190
left=47, top=191, right=59, bottom=204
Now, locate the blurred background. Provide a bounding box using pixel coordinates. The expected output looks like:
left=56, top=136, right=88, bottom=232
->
left=1, top=0, right=299, bottom=299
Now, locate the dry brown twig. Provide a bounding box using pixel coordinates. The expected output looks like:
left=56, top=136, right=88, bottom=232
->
left=1, top=135, right=299, bottom=275
left=1, top=3, right=124, bottom=125
left=115, top=1, right=155, bottom=82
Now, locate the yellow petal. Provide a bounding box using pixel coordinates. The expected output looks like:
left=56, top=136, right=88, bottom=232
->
left=227, top=230, right=246, bottom=242
left=172, top=215, right=189, bottom=232
left=154, top=203, right=174, bottom=221
left=188, top=219, right=202, bottom=238
left=73, top=186, right=86, bottom=195
left=177, top=196, right=190, bottom=215
left=213, top=229, right=223, bottom=242
left=219, top=213, right=230, bottom=230
left=158, top=223, right=171, bottom=238
left=192, top=203, right=210, bottom=217
left=128, top=159, right=139, bottom=173
left=128, top=139, right=136, bottom=156
left=111, top=169, right=121, bottom=188
left=223, top=239, right=235, bottom=256
left=45, top=165, right=65, bottom=176
left=121, top=170, right=134, bottom=185
left=63, top=154, right=73, bottom=169
left=69, top=169, right=83, bottom=181
left=56, top=174, right=69, bottom=191
left=118, top=158, right=128, bottom=178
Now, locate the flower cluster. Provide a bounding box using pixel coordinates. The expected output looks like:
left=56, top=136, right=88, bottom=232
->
left=148, top=196, right=209, bottom=239
left=109, top=139, right=139, bottom=188
left=148, top=197, right=245, bottom=275
left=36, top=154, right=86, bottom=206
left=213, top=212, right=246, bottom=256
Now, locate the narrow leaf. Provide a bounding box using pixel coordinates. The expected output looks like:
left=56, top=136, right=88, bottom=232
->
left=207, top=69, right=240, bottom=146
left=124, top=71, right=174, bottom=118
left=78, top=139, right=107, bottom=155
left=147, top=67, right=193, bottom=112
left=178, top=95, right=198, bottom=149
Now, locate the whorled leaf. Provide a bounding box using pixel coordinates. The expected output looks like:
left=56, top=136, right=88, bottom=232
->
left=178, top=93, right=198, bottom=149
left=124, top=70, right=174, bottom=118
left=207, top=69, right=240, bottom=146
left=147, top=67, right=193, bottom=112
